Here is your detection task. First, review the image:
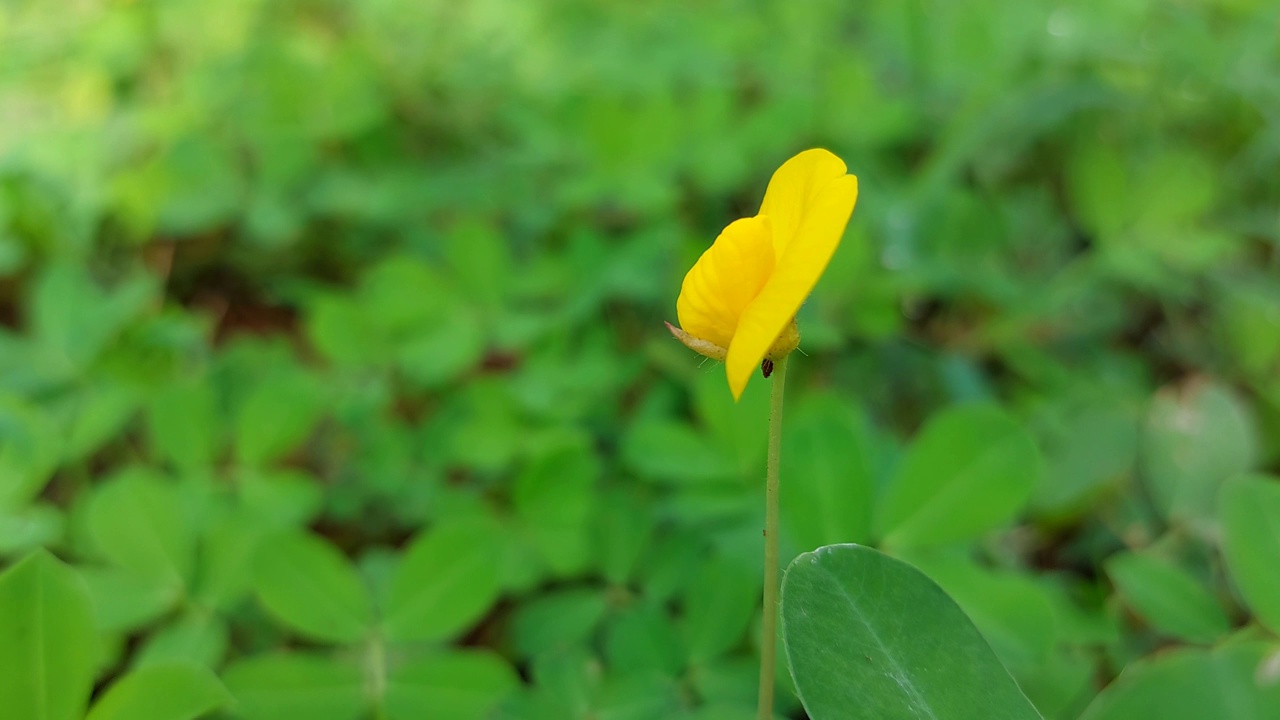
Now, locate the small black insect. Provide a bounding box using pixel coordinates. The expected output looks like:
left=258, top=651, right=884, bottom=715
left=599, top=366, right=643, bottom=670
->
left=761, top=358, right=775, bottom=378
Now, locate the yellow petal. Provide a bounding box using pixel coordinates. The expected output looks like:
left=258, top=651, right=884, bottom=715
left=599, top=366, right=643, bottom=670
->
left=759, top=148, right=850, bottom=259
left=726, top=172, right=858, bottom=399
left=676, top=215, right=775, bottom=352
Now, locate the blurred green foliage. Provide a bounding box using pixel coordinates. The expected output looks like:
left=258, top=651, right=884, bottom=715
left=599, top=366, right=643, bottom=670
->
left=1, top=0, right=1280, bottom=718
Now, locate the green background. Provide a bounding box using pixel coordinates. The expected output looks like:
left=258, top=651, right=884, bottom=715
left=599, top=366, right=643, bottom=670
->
left=1, top=0, right=1279, bottom=718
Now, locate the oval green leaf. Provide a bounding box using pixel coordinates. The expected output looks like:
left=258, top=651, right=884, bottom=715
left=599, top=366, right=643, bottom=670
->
left=382, top=517, right=503, bottom=643
left=1079, top=641, right=1280, bottom=720
left=234, top=370, right=326, bottom=467
left=147, top=378, right=220, bottom=475
left=622, top=419, right=736, bottom=485
left=1142, top=380, right=1257, bottom=527
left=508, top=588, right=608, bottom=658
left=0, top=398, right=60, bottom=510
left=781, top=544, right=1042, bottom=720
left=1104, top=550, right=1230, bottom=644
left=781, top=396, right=876, bottom=548
left=136, top=613, right=229, bottom=668
left=79, top=566, right=179, bottom=632
left=385, top=651, right=519, bottom=720
left=0, top=551, right=98, bottom=720
left=1218, top=475, right=1280, bottom=635
left=875, top=404, right=1040, bottom=548
left=85, top=663, right=228, bottom=720
left=899, top=550, right=1057, bottom=673
left=222, top=653, right=366, bottom=720
left=679, top=554, right=758, bottom=663
left=604, top=601, right=684, bottom=677
left=253, top=531, right=374, bottom=644
left=513, top=440, right=598, bottom=576
left=87, top=469, right=194, bottom=591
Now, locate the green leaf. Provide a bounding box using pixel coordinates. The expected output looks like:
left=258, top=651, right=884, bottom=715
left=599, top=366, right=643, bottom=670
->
left=361, top=258, right=486, bottom=385
left=1219, top=475, right=1280, bottom=634
left=781, top=544, right=1041, bottom=720
left=238, top=469, right=324, bottom=529
left=622, top=419, right=736, bottom=484
left=594, top=674, right=683, bottom=720
left=359, top=258, right=448, bottom=332
left=1030, top=396, right=1138, bottom=517
left=87, top=469, right=193, bottom=592
left=442, top=381, right=523, bottom=474
left=0, top=551, right=98, bottom=720
left=382, top=516, right=503, bottom=643
left=0, top=396, right=59, bottom=510
left=385, top=651, right=519, bottom=720
left=446, top=218, right=511, bottom=312
left=499, top=527, right=544, bottom=595
left=604, top=601, right=684, bottom=677
left=233, top=369, right=326, bottom=467
left=85, top=663, right=228, bottom=720
left=79, top=566, right=179, bottom=632
left=148, top=378, right=220, bottom=474
left=1066, top=132, right=1127, bottom=239
left=781, top=395, right=876, bottom=548
left=1131, top=148, right=1217, bottom=230
left=526, top=646, right=601, bottom=716
left=150, top=135, right=244, bottom=234
left=195, top=514, right=262, bottom=611
left=253, top=531, right=374, bottom=644
left=688, top=657, right=758, bottom=709
left=899, top=550, right=1057, bottom=672
left=1215, top=278, right=1280, bottom=376
left=1104, top=550, right=1231, bottom=643
left=1142, top=380, right=1257, bottom=527
left=29, top=263, right=153, bottom=374
left=509, top=588, right=608, bottom=658
left=680, top=704, right=761, bottom=720
left=594, top=487, right=654, bottom=585
left=396, top=306, right=487, bottom=389
left=692, top=362, right=769, bottom=476
left=223, top=653, right=366, bottom=720
left=639, top=531, right=704, bottom=603
left=875, top=404, right=1041, bottom=548
left=136, top=613, right=229, bottom=668
left=1079, top=641, right=1280, bottom=720
left=0, top=503, right=63, bottom=555
left=513, top=439, right=598, bottom=576
left=64, top=382, right=138, bottom=461
left=305, top=294, right=381, bottom=367
left=1014, top=647, right=1097, bottom=720
left=679, top=554, right=758, bottom=662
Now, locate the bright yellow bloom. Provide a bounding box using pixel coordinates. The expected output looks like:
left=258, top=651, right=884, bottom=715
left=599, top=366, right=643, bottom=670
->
left=668, top=149, right=858, bottom=400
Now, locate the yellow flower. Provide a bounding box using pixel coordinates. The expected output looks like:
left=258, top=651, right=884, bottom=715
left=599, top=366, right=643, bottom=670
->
left=667, top=149, right=858, bottom=400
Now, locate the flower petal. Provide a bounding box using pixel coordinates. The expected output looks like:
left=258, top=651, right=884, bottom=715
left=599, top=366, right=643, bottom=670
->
left=676, top=215, right=775, bottom=352
left=726, top=173, right=858, bottom=399
left=759, top=148, right=850, bottom=259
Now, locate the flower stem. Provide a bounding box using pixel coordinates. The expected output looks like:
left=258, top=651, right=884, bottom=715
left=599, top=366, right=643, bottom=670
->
left=758, top=354, right=788, bottom=720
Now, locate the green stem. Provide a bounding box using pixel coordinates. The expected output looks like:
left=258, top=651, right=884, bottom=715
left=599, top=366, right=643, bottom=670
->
left=368, top=633, right=389, bottom=720
left=758, top=354, right=788, bottom=720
